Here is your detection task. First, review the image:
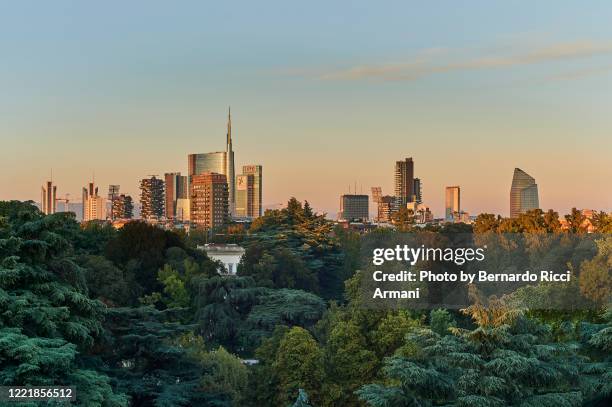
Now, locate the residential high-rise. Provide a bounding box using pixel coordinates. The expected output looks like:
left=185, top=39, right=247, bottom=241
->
left=140, top=176, right=165, bottom=221
left=83, top=181, right=105, bottom=221
left=394, top=157, right=414, bottom=211
left=376, top=195, right=395, bottom=223
left=339, top=194, right=369, bottom=222
left=111, top=194, right=134, bottom=219
left=445, top=186, right=460, bottom=222
left=510, top=168, right=539, bottom=218
left=413, top=178, right=422, bottom=204
left=371, top=187, right=382, bottom=203
left=235, top=165, right=262, bottom=219
left=187, top=108, right=235, bottom=215
left=190, top=172, right=229, bottom=230
left=41, top=180, right=57, bottom=215
left=107, top=185, right=120, bottom=220
left=164, top=172, right=188, bottom=220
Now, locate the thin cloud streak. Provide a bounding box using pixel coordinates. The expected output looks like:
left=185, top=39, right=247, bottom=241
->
left=312, top=41, right=612, bottom=81
left=541, top=64, right=612, bottom=82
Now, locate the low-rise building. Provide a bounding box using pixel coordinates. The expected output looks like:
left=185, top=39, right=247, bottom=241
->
left=198, top=243, right=245, bottom=275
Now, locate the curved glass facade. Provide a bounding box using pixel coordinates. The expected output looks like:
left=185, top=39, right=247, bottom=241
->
left=188, top=152, right=227, bottom=177
left=510, top=168, right=539, bottom=218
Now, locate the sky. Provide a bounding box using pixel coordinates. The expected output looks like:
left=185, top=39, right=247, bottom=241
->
left=1, top=1, right=611, bottom=218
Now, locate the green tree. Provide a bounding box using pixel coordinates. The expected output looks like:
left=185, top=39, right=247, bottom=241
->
left=240, top=198, right=344, bottom=300
left=78, top=254, right=133, bottom=307
left=579, top=236, right=612, bottom=305
left=565, top=207, right=587, bottom=233
left=429, top=308, right=457, bottom=336
left=322, top=321, right=378, bottom=406
left=358, top=298, right=610, bottom=406
left=593, top=211, right=612, bottom=233
left=98, top=306, right=218, bottom=406
left=273, top=327, right=324, bottom=406
left=473, top=213, right=500, bottom=233
left=391, top=207, right=414, bottom=231
left=105, top=221, right=185, bottom=296
left=200, top=346, right=248, bottom=406
left=0, top=201, right=126, bottom=405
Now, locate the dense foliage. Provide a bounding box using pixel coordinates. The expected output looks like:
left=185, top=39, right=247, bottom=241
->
left=0, top=200, right=610, bottom=406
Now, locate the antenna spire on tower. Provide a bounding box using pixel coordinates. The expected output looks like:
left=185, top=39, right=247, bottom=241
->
left=227, top=106, right=232, bottom=147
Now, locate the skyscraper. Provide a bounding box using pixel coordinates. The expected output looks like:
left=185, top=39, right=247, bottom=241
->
left=164, top=172, right=188, bottom=220
left=510, top=168, right=539, bottom=218
left=41, top=180, right=57, bottom=215
left=187, top=108, right=236, bottom=215
left=445, top=186, right=460, bottom=222
left=140, top=176, right=165, bottom=221
left=83, top=181, right=105, bottom=221
left=235, top=165, right=262, bottom=219
left=190, top=172, right=229, bottom=230
left=413, top=178, right=422, bottom=204
left=107, top=185, right=120, bottom=220
left=394, top=157, right=414, bottom=211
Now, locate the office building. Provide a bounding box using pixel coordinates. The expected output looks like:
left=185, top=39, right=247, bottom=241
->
left=339, top=194, right=369, bottom=222
left=41, top=180, right=57, bottom=215
left=394, top=157, right=414, bottom=211
left=510, top=168, right=539, bottom=218
left=445, top=186, right=460, bottom=222
left=111, top=194, right=134, bottom=220
left=140, top=176, right=165, bottom=221
left=235, top=165, right=263, bottom=219
left=190, top=172, right=229, bottom=230
left=187, top=108, right=235, bottom=215
left=164, top=172, right=188, bottom=220
left=82, top=181, right=105, bottom=221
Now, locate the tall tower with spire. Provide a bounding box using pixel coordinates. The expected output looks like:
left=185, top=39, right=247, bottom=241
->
left=226, top=107, right=236, bottom=215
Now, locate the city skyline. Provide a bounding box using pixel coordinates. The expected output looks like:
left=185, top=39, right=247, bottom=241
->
left=1, top=2, right=612, bottom=216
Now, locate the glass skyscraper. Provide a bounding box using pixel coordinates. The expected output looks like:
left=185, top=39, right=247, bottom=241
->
left=445, top=186, right=460, bottom=222
left=510, top=168, right=539, bottom=218
left=187, top=108, right=236, bottom=215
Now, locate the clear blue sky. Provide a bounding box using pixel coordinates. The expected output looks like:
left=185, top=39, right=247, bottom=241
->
left=1, top=1, right=611, bottom=217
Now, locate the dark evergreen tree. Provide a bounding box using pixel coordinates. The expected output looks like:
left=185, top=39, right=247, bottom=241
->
left=96, top=306, right=222, bottom=406
left=0, top=201, right=126, bottom=405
